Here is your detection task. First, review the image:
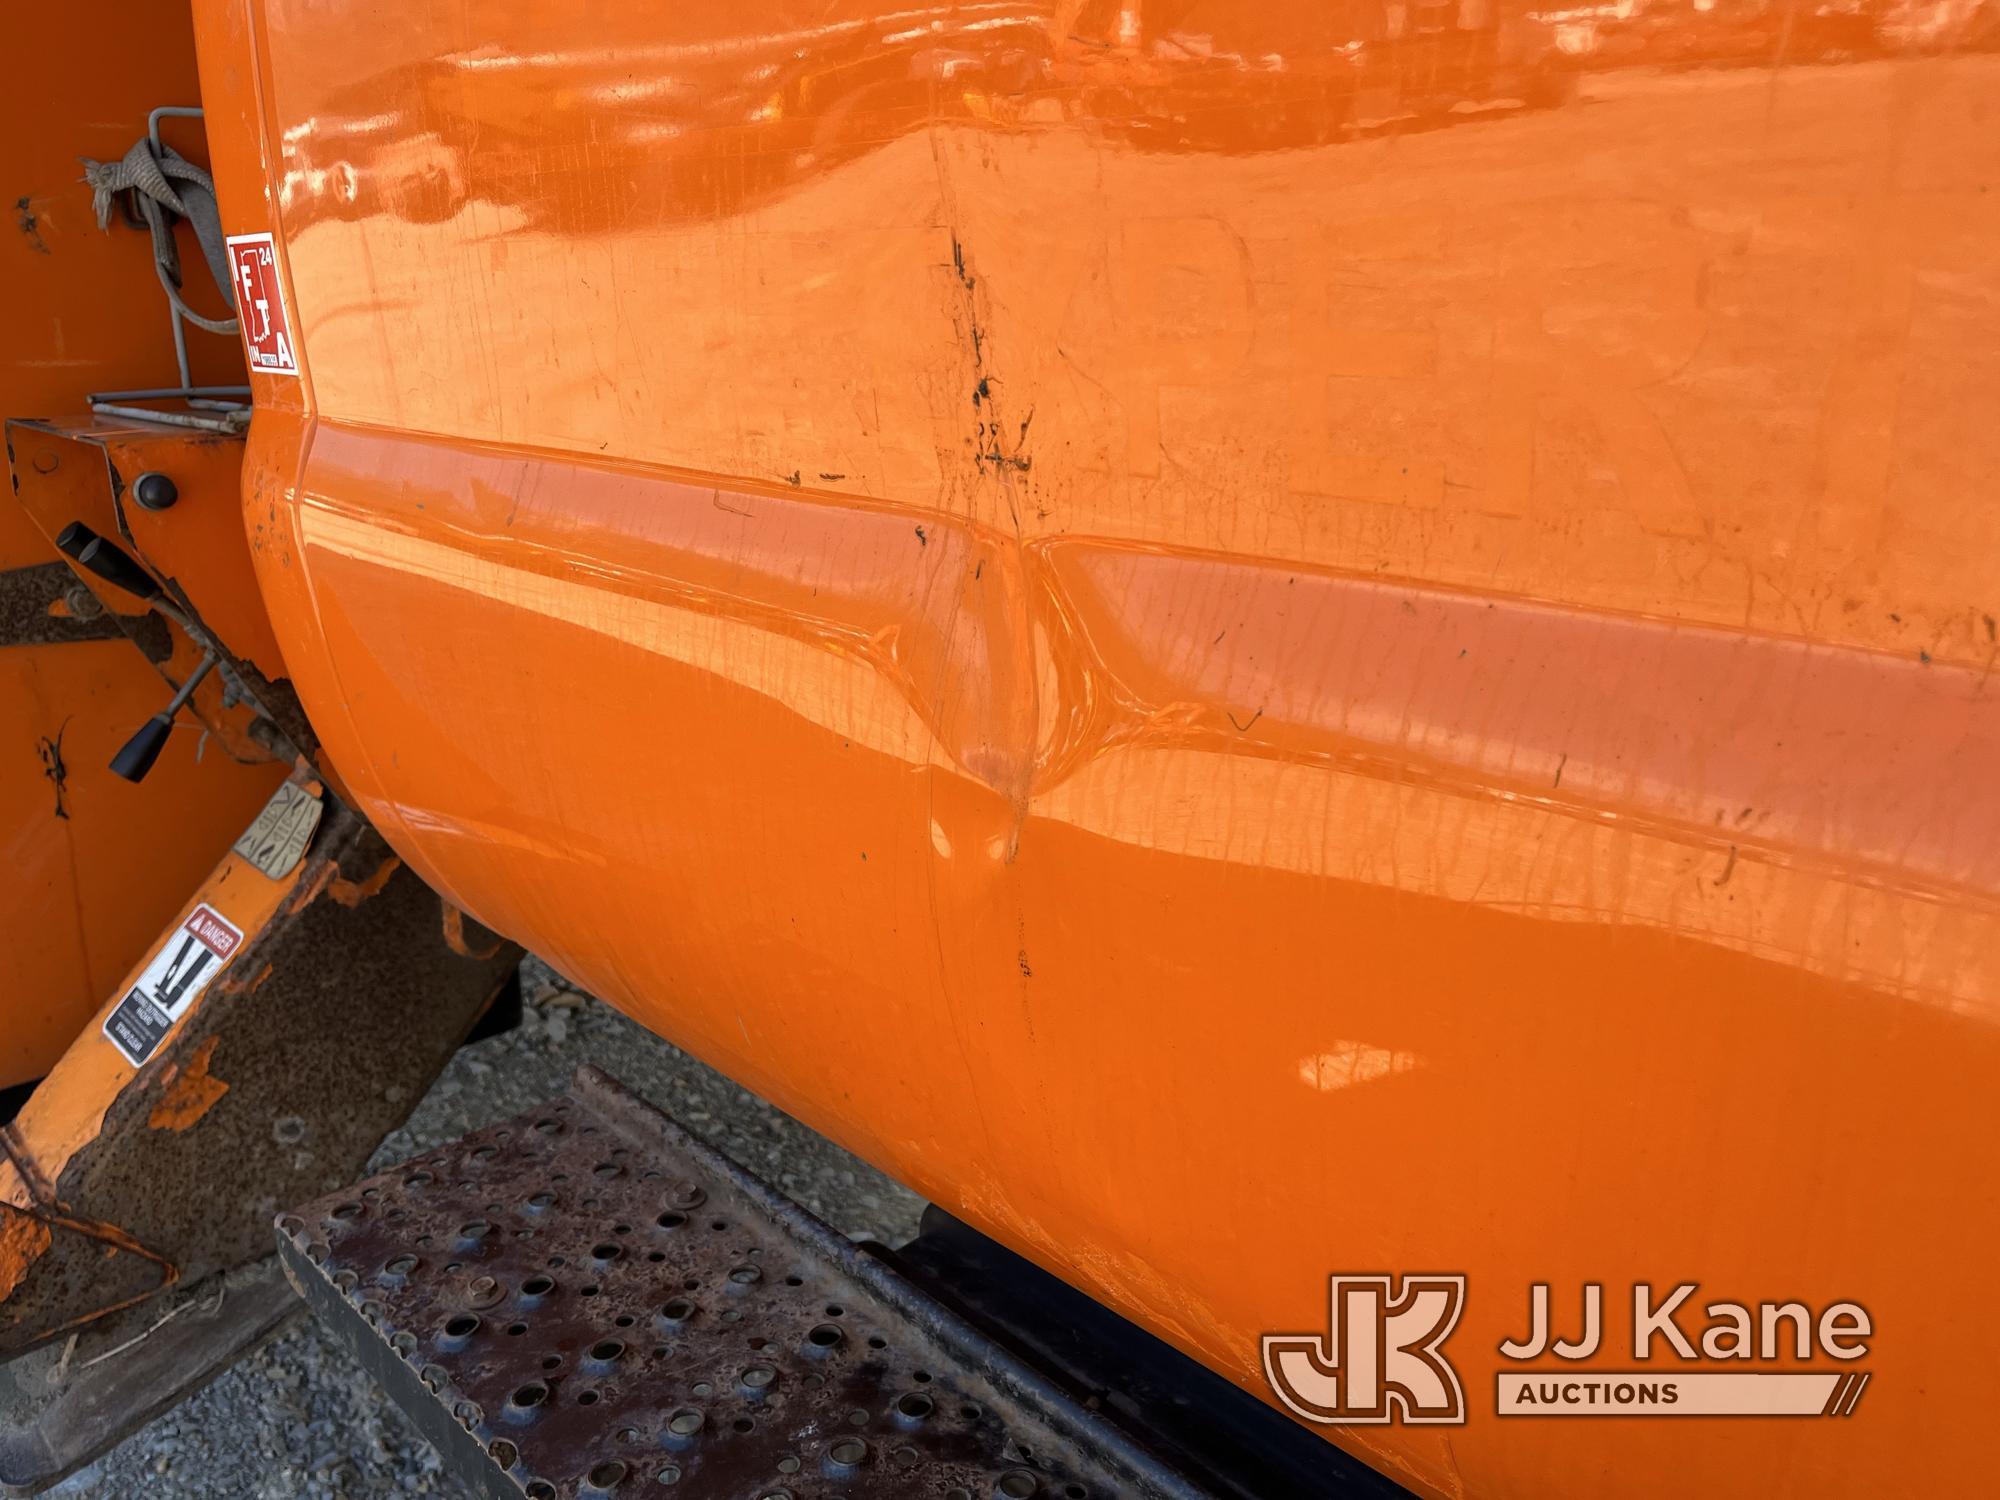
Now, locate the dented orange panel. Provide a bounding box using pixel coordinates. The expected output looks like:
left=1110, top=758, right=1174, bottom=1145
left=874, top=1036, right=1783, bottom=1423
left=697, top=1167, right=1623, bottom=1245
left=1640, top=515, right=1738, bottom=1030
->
left=195, top=2, right=2000, bottom=1495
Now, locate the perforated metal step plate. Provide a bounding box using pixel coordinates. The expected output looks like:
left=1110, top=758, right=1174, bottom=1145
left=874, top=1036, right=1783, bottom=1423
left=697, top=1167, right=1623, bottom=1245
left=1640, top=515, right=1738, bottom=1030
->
left=277, top=1067, right=1213, bottom=1500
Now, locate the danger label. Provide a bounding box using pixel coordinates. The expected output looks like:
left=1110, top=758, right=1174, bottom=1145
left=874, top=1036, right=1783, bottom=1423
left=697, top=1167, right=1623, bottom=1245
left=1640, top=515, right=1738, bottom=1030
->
left=102, top=902, right=247, bottom=1067
left=224, top=232, right=299, bottom=376
left=184, top=907, right=243, bottom=960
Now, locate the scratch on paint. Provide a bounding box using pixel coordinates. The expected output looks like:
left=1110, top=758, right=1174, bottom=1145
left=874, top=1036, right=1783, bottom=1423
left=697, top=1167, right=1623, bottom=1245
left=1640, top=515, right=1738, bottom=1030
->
left=15, top=196, right=49, bottom=255
left=36, top=721, right=70, bottom=818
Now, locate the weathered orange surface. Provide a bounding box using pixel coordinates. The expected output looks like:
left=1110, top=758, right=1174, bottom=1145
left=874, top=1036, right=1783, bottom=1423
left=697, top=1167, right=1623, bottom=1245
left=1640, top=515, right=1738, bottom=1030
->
left=146, top=1035, right=231, bottom=1132
left=195, top=2, right=2000, bottom=1494
left=0, top=4, right=286, bottom=1090
left=1, top=846, right=299, bottom=1205
left=0, top=1212, right=52, bottom=1305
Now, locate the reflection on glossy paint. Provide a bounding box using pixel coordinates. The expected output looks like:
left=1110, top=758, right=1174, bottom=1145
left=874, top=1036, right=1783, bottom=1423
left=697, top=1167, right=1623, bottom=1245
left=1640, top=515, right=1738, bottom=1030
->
left=1297, top=1040, right=1422, bottom=1091
left=209, top=1, right=2000, bottom=1496
left=267, top=0, right=1999, bottom=231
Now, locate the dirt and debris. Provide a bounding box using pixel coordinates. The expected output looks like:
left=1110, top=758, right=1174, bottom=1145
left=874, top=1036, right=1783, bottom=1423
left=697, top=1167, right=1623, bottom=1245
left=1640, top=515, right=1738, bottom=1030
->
left=49, top=956, right=924, bottom=1500
left=16, top=196, right=49, bottom=254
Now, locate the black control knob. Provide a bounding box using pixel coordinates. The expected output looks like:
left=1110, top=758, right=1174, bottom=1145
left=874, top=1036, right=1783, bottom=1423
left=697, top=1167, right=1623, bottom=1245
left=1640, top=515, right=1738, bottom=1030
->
left=133, top=471, right=179, bottom=511
left=110, top=651, right=218, bottom=784
left=53, top=522, right=163, bottom=601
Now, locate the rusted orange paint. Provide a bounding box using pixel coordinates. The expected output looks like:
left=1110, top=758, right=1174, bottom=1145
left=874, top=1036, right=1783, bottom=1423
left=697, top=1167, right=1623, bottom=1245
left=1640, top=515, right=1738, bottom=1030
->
left=0, top=1209, right=53, bottom=1304
left=194, top=3, right=2000, bottom=1495
left=0, top=1200, right=178, bottom=1344
left=328, top=854, right=400, bottom=907
left=439, top=903, right=502, bottom=961
left=146, top=1036, right=231, bottom=1132
left=222, top=960, right=276, bottom=996
left=283, top=855, right=338, bottom=914
left=0, top=1199, right=173, bottom=1297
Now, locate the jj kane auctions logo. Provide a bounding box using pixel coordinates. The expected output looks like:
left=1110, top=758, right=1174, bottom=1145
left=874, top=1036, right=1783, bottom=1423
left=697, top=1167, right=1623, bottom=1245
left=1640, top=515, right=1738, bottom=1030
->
left=1264, top=1278, right=1872, bottom=1422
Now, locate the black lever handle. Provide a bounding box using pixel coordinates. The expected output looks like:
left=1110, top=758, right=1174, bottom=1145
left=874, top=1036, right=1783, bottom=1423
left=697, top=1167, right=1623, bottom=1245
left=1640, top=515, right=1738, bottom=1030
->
left=53, top=522, right=163, bottom=602
left=110, top=651, right=218, bottom=783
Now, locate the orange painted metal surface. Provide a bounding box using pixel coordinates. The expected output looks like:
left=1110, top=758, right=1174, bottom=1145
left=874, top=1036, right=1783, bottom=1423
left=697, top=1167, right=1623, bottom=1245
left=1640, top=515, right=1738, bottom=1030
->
left=1, top=817, right=303, bottom=1202
left=0, top=643, right=283, bottom=1090
left=197, top=2, right=1998, bottom=1494
left=0, top=6, right=240, bottom=571
left=9, top=419, right=293, bottom=757
left=0, top=3, right=286, bottom=1091
left=0, top=816, right=304, bottom=1344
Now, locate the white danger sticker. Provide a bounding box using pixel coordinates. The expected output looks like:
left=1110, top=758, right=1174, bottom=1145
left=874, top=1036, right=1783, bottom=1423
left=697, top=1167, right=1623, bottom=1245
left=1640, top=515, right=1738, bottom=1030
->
left=102, top=903, right=246, bottom=1067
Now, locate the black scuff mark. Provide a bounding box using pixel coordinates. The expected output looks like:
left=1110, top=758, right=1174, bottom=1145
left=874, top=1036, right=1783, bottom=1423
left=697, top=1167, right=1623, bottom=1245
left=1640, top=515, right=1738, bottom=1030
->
left=1552, top=752, right=1567, bottom=788
left=914, top=525, right=927, bottom=546
left=947, top=235, right=1033, bottom=480
left=1226, top=707, right=1264, bottom=733
left=37, top=719, right=71, bottom=819
left=16, top=196, right=49, bottom=255
left=1713, top=844, right=1739, bottom=888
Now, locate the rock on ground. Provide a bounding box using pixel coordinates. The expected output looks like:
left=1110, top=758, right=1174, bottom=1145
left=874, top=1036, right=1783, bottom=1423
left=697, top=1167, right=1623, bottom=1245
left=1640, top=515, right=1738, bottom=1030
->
left=51, top=958, right=925, bottom=1499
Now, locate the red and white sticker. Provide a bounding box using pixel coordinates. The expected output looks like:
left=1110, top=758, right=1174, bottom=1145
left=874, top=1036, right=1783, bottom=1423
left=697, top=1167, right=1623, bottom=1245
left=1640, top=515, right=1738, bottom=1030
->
left=224, top=231, right=299, bottom=376
left=102, top=902, right=247, bottom=1066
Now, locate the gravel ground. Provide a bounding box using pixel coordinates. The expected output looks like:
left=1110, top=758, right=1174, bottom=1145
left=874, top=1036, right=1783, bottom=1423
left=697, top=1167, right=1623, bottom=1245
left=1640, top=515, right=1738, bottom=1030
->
left=50, top=958, right=925, bottom=1500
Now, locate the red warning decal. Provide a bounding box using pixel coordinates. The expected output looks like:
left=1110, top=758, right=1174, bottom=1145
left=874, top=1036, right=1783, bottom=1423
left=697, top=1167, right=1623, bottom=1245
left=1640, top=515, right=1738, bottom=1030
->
left=185, top=905, right=244, bottom=960
left=225, top=232, right=299, bottom=377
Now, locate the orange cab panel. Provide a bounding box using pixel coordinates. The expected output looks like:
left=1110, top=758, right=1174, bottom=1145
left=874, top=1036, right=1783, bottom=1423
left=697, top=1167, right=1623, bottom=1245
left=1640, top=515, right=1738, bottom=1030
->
left=195, top=2, right=2000, bottom=1494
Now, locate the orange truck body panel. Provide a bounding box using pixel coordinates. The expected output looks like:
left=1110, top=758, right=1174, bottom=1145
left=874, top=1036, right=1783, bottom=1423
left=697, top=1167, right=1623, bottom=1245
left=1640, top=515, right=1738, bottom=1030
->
left=0, top=5, right=285, bottom=1091
left=190, top=2, right=1996, bottom=1493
